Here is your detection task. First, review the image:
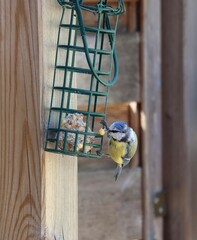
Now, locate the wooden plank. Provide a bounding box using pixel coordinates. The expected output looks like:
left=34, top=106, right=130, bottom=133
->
left=184, top=2, right=197, bottom=239
left=162, top=1, right=188, bottom=239
left=140, top=0, right=163, bottom=239
left=42, top=1, right=78, bottom=239
left=0, top=1, right=42, bottom=239
left=79, top=168, right=142, bottom=240
left=43, top=153, right=78, bottom=239
left=126, top=1, right=138, bottom=32
left=128, top=102, right=140, bottom=168
left=162, top=1, right=197, bottom=239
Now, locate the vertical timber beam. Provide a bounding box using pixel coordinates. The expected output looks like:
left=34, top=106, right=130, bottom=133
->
left=141, top=0, right=162, bottom=239
left=42, top=1, right=78, bottom=239
left=162, top=1, right=188, bottom=238
left=162, top=0, right=197, bottom=239
left=0, top=1, right=78, bottom=239
left=0, top=1, right=42, bottom=239
left=184, top=1, right=197, bottom=239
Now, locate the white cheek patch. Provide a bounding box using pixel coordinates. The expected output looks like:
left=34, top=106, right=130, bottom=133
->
left=111, top=132, right=124, bottom=141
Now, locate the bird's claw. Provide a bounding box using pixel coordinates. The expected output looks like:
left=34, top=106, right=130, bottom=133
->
left=96, top=151, right=111, bottom=158
left=100, top=119, right=109, bottom=130
left=96, top=150, right=102, bottom=156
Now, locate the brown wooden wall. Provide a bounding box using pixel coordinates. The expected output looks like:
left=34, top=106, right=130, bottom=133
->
left=142, top=4, right=163, bottom=240
left=162, top=0, right=197, bottom=239
left=0, top=1, right=42, bottom=239
left=0, top=1, right=79, bottom=239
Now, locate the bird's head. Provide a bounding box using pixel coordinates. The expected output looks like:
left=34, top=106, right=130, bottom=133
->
left=108, top=121, right=134, bottom=142
left=100, top=120, right=137, bottom=142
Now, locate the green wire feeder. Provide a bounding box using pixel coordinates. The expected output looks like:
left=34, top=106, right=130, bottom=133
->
left=45, top=0, right=125, bottom=157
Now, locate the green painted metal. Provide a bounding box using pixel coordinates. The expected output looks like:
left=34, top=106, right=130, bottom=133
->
left=45, top=0, right=125, bottom=157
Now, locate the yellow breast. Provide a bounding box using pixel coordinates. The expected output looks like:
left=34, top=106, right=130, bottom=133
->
left=108, top=138, right=127, bottom=165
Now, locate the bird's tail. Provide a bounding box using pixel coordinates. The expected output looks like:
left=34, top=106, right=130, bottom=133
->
left=114, top=165, right=122, bottom=181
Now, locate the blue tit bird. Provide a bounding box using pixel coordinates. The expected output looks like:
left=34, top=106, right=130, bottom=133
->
left=100, top=120, right=138, bottom=181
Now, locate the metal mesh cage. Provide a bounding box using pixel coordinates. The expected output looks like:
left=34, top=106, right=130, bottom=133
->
left=45, top=0, right=125, bottom=157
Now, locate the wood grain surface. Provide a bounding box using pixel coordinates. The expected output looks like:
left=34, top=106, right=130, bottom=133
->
left=0, top=1, right=42, bottom=239
left=162, top=1, right=197, bottom=239
left=140, top=0, right=163, bottom=239
left=42, top=1, right=78, bottom=239
left=162, top=1, right=187, bottom=239
left=184, top=2, right=197, bottom=239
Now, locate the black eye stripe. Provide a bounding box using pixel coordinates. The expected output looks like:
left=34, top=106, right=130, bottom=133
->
left=109, top=130, right=127, bottom=133
left=110, top=130, right=119, bottom=133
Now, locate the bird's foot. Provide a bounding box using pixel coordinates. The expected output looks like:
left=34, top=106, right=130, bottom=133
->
left=96, top=151, right=111, bottom=158
left=100, top=119, right=109, bottom=130
left=96, top=150, right=102, bottom=156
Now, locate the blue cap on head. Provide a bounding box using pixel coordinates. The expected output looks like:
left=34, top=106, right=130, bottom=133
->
left=109, top=121, right=128, bottom=132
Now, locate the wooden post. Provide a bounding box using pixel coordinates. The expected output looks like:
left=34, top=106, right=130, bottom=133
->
left=42, top=1, right=78, bottom=239
left=129, top=102, right=140, bottom=168
left=0, top=1, right=78, bottom=239
left=184, top=2, right=197, bottom=238
left=0, top=1, right=42, bottom=239
left=127, top=1, right=138, bottom=33
left=162, top=0, right=197, bottom=239
left=140, top=0, right=163, bottom=239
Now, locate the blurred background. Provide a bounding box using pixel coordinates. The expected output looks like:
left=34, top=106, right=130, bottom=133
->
left=77, top=0, right=197, bottom=240
left=77, top=1, right=142, bottom=239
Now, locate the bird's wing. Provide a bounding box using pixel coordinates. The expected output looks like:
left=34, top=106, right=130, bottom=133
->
left=121, top=143, right=131, bottom=167
left=122, top=139, right=138, bottom=167
left=122, top=158, right=130, bottom=167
